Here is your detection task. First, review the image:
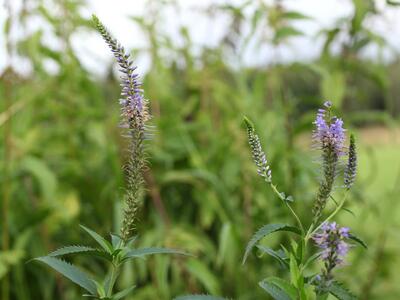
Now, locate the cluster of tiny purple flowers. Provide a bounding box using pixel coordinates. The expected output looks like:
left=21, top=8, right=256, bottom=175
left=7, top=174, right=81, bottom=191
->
left=313, top=222, right=350, bottom=266
left=313, top=101, right=346, bottom=157
left=93, top=15, right=149, bottom=131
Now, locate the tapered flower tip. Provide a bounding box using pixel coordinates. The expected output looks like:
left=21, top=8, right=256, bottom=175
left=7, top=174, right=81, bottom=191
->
left=324, top=101, right=332, bottom=108
left=243, top=116, right=254, bottom=129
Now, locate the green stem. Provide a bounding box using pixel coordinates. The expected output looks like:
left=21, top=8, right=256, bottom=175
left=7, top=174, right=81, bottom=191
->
left=305, top=191, right=349, bottom=242
left=106, top=263, right=120, bottom=297
left=270, top=183, right=304, bottom=233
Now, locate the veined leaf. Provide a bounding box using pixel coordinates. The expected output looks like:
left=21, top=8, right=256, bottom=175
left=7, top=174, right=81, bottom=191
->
left=34, top=256, right=97, bottom=295
left=259, top=277, right=297, bottom=300
left=242, top=224, right=301, bottom=264
left=112, top=285, right=136, bottom=300
left=122, top=247, right=190, bottom=261
left=256, top=245, right=288, bottom=268
left=174, top=294, right=227, bottom=300
left=80, top=225, right=113, bottom=253
left=328, top=281, right=357, bottom=300
left=348, top=233, right=367, bottom=249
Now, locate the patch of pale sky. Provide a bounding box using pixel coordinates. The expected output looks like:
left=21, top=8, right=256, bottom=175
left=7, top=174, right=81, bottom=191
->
left=1, top=0, right=400, bottom=76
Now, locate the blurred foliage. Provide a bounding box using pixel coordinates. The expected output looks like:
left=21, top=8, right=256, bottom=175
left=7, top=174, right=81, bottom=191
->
left=1, top=0, right=400, bottom=299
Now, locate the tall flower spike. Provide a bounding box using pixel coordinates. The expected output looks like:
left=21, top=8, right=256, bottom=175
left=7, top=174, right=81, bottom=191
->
left=244, top=117, right=272, bottom=182
left=93, top=15, right=150, bottom=241
left=312, top=101, right=346, bottom=222
left=344, top=134, right=357, bottom=189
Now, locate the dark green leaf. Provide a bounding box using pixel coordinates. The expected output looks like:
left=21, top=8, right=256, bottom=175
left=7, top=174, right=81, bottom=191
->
left=348, top=233, right=367, bottom=249
left=242, top=224, right=301, bottom=264
left=256, top=245, right=288, bottom=268
left=34, top=256, right=97, bottom=295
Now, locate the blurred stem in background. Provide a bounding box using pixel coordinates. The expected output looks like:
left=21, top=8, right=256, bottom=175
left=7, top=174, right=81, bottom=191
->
left=1, top=1, right=14, bottom=299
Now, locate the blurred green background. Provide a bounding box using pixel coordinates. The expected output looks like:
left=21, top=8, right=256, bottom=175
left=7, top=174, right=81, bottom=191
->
left=1, top=0, right=400, bottom=299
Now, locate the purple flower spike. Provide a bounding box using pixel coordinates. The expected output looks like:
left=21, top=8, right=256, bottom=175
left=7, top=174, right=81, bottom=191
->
left=313, top=222, right=351, bottom=267
left=313, top=104, right=346, bottom=157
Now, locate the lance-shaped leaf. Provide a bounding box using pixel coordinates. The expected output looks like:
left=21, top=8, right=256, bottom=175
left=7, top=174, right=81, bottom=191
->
left=348, top=233, right=367, bottom=249
left=256, top=245, right=288, bottom=268
left=47, top=245, right=112, bottom=261
left=34, top=256, right=97, bottom=295
left=112, top=285, right=136, bottom=300
left=48, top=245, right=96, bottom=256
left=80, top=225, right=113, bottom=254
left=259, top=277, right=297, bottom=300
left=242, top=224, right=301, bottom=264
left=328, top=281, right=357, bottom=300
left=122, top=247, right=191, bottom=261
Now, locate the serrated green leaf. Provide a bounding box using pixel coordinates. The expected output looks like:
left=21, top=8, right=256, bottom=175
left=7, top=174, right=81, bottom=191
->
left=259, top=277, right=296, bottom=300
left=256, top=245, right=288, bottom=268
left=174, top=295, right=227, bottom=300
left=112, top=285, right=136, bottom=300
left=34, top=256, right=97, bottom=295
left=348, top=233, right=367, bottom=249
left=80, top=225, right=113, bottom=254
left=328, top=281, right=357, bottom=300
left=122, top=247, right=190, bottom=261
left=242, top=224, right=301, bottom=264
left=47, top=245, right=113, bottom=261
left=48, top=245, right=95, bottom=256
